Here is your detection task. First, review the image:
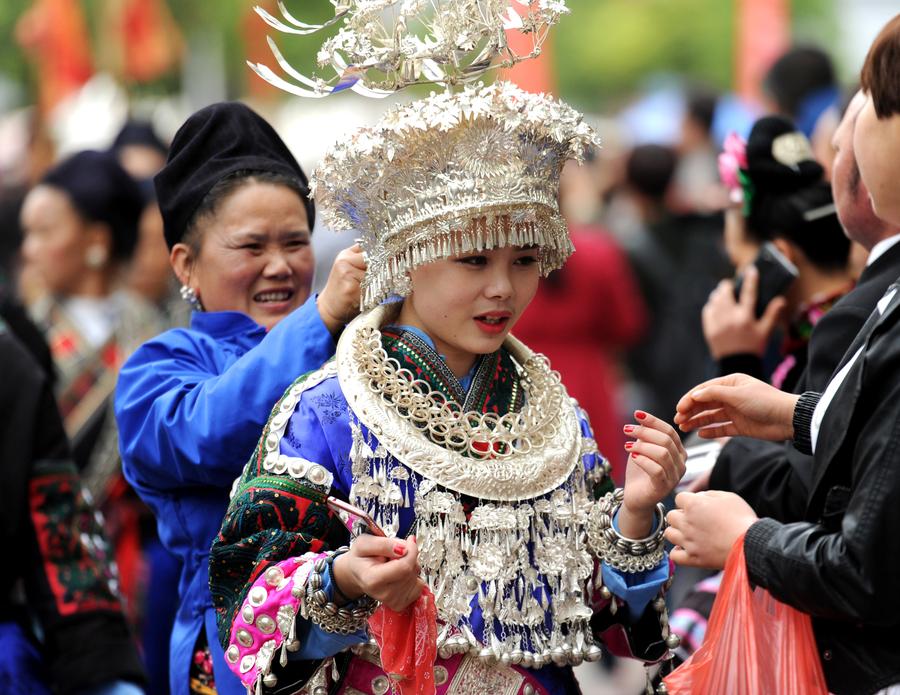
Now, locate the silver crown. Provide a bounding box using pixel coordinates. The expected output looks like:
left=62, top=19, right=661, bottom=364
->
left=248, top=0, right=569, bottom=97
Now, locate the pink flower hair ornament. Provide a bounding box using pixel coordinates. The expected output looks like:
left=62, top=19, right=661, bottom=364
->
left=718, top=132, right=748, bottom=206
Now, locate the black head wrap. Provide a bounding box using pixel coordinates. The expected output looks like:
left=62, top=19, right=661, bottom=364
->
left=41, top=150, right=144, bottom=261
left=742, top=115, right=848, bottom=271
left=112, top=120, right=168, bottom=157
left=154, top=101, right=315, bottom=249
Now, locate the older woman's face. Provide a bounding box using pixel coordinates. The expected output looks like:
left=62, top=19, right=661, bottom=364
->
left=20, top=184, right=96, bottom=296
left=186, top=181, right=314, bottom=330
left=854, top=94, right=900, bottom=227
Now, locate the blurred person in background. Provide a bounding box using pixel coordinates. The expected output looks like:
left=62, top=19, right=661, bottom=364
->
left=115, top=102, right=365, bottom=695
left=672, top=86, right=729, bottom=214
left=515, top=160, right=647, bottom=481
left=111, top=120, right=189, bottom=329
left=1, top=312, right=145, bottom=695
left=763, top=45, right=841, bottom=177
left=19, top=151, right=165, bottom=641
left=620, top=143, right=730, bottom=424
left=110, top=121, right=183, bottom=695
left=702, top=116, right=853, bottom=392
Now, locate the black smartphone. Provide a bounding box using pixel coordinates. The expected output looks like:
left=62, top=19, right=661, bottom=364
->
left=733, top=242, right=798, bottom=318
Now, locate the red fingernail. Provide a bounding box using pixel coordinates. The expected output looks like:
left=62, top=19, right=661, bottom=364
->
left=635, top=411, right=648, bottom=421
left=623, top=424, right=635, bottom=434
left=631, top=451, right=638, bottom=459
left=394, top=544, right=406, bottom=557
left=624, top=441, right=633, bottom=449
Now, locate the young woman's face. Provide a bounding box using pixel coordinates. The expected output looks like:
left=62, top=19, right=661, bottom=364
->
left=854, top=94, right=900, bottom=227
left=181, top=181, right=314, bottom=330
left=398, top=245, right=541, bottom=376
left=20, top=184, right=99, bottom=296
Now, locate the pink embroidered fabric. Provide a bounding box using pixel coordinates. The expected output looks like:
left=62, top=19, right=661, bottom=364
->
left=225, top=552, right=324, bottom=688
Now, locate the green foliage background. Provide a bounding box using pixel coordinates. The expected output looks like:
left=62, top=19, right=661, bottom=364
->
left=0, top=0, right=835, bottom=108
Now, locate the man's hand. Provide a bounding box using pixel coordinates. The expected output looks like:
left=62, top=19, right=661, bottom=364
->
left=674, top=373, right=799, bottom=441
left=665, top=491, right=758, bottom=569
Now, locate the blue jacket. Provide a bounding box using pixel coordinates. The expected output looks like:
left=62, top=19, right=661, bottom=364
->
left=115, top=297, right=334, bottom=695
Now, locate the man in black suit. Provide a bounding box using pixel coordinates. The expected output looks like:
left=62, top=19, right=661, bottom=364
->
left=706, top=89, right=900, bottom=521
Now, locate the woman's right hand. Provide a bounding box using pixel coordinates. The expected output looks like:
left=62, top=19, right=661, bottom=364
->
left=317, top=244, right=367, bottom=335
left=674, top=373, right=800, bottom=441
left=331, top=535, right=424, bottom=612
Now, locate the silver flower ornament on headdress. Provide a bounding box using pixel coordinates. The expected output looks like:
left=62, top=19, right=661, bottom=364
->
left=249, top=0, right=569, bottom=97
left=311, top=81, right=599, bottom=309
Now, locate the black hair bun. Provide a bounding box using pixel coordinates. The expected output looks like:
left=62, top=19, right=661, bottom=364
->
left=744, top=115, right=823, bottom=194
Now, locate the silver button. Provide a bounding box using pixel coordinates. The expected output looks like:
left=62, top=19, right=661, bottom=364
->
left=371, top=675, right=390, bottom=694
left=248, top=586, right=268, bottom=607
left=237, top=628, right=253, bottom=648
left=241, top=605, right=255, bottom=624
left=523, top=685, right=535, bottom=695
left=434, top=665, right=448, bottom=685
left=239, top=654, right=256, bottom=673
left=265, top=566, right=285, bottom=586
left=257, top=615, right=276, bottom=634
left=225, top=645, right=240, bottom=664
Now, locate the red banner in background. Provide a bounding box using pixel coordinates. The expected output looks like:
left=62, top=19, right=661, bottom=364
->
left=16, top=0, right=94, bottom=114
left=736, top=0, right=790, bottom=104
left=117, top=0, right=183, bottom=83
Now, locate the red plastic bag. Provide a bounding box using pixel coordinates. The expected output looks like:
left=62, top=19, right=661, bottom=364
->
left=664, top=534, right=828, bottom=695
left=368, top=585, right=437, bottom=695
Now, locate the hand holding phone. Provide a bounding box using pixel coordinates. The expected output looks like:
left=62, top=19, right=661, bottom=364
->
left=733, top=242, right=798, bottom=318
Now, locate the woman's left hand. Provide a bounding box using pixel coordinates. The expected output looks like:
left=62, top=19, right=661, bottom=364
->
left=618, top=411, right=687, bottom=538
left=664, top=491, right=758, bottom=569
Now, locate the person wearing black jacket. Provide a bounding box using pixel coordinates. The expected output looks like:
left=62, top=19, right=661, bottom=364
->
left=708, top=90, right=900, bottom=522
left=0, top=319, right=145, bottom=694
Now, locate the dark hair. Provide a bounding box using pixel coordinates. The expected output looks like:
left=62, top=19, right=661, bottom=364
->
left=685, top=87, right=718, bottom=134
left=764, top=46, right=836, bottom=118
left=182, top=169, right=310, bottom=252
left=625, top=145, right=678, bottom=200
left=860, top=13, right=900, bottom=118
left=742, top=116, right=849, bottom=270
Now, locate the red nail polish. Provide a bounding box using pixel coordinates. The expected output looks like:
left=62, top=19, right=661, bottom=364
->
left=635, top=410, right=648, bottom=421
left=394, top=544, right=406, bottom=557
left=624, top=441, right=633, bottom=449
left=631, top=451, right=638, bottom=459
left=623, top=424, right=635, bottom=434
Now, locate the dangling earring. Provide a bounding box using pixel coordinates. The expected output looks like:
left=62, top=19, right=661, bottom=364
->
left=180, top=285, right=204, bottom=312
left=85, top=245, right=108, bottom=269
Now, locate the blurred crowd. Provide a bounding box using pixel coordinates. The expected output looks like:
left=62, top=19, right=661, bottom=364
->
left=3, top=9, right=900, bottom=695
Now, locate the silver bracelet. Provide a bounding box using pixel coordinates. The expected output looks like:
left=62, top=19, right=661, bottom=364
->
left=586, top=488, right=667, bottom=573
left=304, top=548, right=378, bottom=634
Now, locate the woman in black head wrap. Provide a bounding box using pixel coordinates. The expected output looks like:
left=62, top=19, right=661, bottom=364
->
left=114, top=101, right=365, bottom=695
left=704, top=115, right=854, bottom=393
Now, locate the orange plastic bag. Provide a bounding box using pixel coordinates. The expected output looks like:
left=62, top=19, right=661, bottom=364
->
left=664, top=534, right=829, bottom=695
left=368, top=585, right=437, bottom=695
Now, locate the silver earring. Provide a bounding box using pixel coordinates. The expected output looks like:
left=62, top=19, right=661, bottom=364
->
left=179, top=285, right=203, bottom=311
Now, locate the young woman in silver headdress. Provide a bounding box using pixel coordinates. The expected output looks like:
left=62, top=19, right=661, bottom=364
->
left=209, top=81, right=685, bottom=695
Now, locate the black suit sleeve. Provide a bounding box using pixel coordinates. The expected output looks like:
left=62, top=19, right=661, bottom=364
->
left=743, top=337, right=900, bottom=626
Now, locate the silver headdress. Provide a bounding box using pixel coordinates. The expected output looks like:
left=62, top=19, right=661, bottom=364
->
left=250, top=0, right=598, bottom=310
